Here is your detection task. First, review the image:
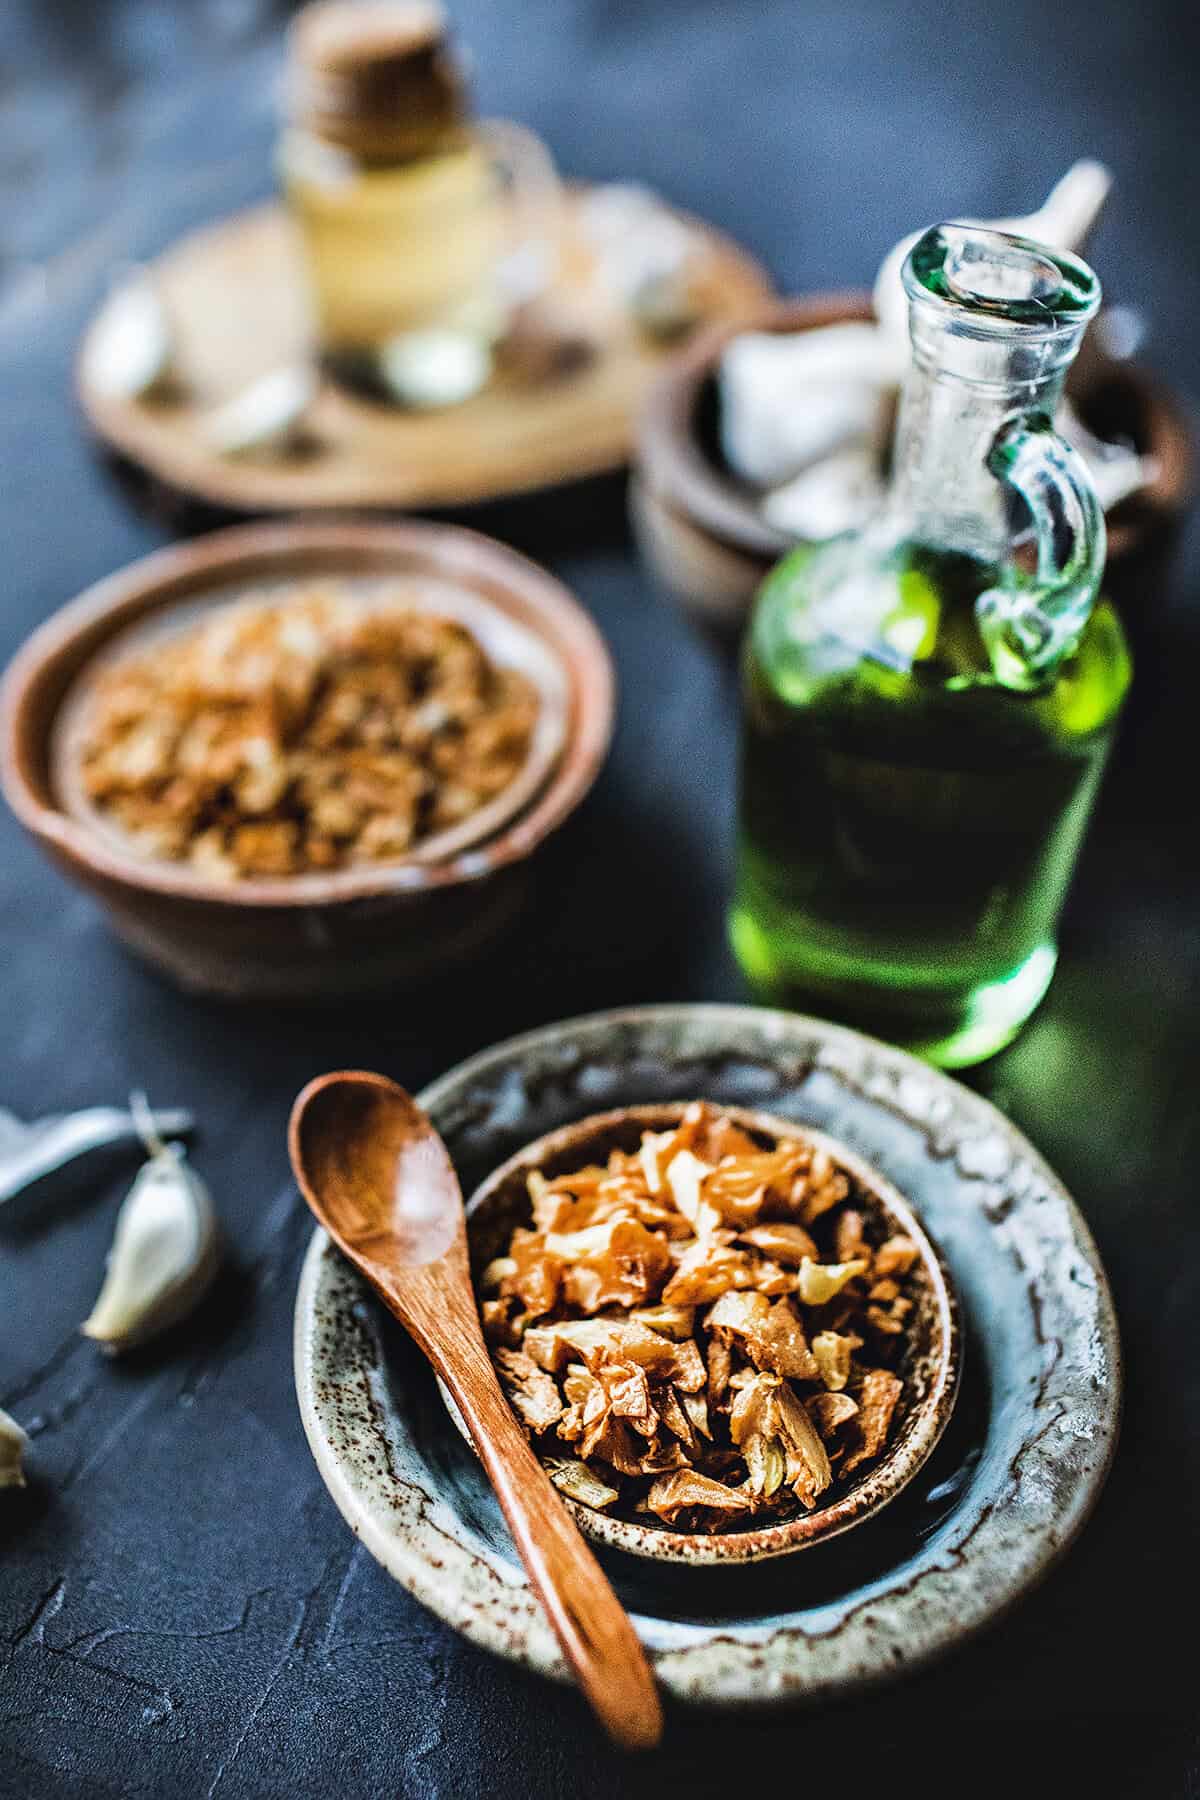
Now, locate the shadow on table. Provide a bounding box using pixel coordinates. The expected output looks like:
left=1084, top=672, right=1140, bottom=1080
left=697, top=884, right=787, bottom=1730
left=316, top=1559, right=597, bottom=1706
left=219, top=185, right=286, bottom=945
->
left=90, top=447, right=634, bottom=567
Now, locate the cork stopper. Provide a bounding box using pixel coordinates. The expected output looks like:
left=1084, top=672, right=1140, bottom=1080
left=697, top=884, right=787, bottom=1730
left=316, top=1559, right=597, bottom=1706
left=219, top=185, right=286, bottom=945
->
left=288, top=0, right=471, bottom=161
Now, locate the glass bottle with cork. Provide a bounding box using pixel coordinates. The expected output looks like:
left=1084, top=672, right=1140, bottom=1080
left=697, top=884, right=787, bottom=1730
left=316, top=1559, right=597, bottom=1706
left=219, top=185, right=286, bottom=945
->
left=731, top=225, right=1131, bottom=1067
left=279, top=0, right=557, bottom=404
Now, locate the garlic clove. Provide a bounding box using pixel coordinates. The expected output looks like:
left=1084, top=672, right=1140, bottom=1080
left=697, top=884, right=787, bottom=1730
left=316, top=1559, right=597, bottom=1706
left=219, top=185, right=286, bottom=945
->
left=0, top=1406, right=29, bottom=1489
left=719, top=325, right=894, bottom=489
left=762, top=446, right=886, bottom=540
left=377, top=329, right=493, bottom=409
left=83, top=273, right=175, bottom=401
left=200, top=364, right=316, bottom=458
left=82, top=1148, right=220, bottom=1354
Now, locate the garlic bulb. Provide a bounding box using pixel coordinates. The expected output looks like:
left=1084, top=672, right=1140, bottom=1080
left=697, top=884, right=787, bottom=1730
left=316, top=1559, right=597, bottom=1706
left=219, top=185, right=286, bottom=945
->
left=81, top=1097, right=220, bottom=1354
left=200, top=364, right=316, bottom=458
left=83, top=273, right=175, bottom=401
left=0, top=1407, right=29, bottom=1489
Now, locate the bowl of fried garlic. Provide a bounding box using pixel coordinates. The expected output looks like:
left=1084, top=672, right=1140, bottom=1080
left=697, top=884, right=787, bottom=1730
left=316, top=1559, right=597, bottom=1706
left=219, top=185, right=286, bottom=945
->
left=1, top=520, right=613, bottom=998
left=447, top=1099, right=960, bottom=1563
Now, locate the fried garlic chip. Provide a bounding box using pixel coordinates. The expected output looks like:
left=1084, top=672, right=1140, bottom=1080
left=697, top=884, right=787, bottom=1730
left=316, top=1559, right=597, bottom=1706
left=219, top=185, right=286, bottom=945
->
left=796, top=1256, right=869, bottom=1306
left=811, top=1330, right=854, bottom=1392
left=843, top=1369, right=903, bottom=1473
left=553, top=1217, right=672, bottom=1314
left=493, top=1349, right=563, bottom=1434
left=729, top=1369, right=832, bottom=1508
left=546, top=1457, right=620, bottom=1510
left=706, top=1291, right=818, bottom=1381
left=661, top=1239, right=754, bottom=1306
left=645, top=1468, right=757, bottom=1526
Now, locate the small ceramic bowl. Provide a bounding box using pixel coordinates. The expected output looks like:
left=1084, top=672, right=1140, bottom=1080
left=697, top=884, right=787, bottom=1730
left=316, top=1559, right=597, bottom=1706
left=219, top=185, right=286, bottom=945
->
left=0, top=520, right=614, bottom=999
left=633, top=292, right=1195, bottom=634
left=446, top=1099, right=961, bottom=1565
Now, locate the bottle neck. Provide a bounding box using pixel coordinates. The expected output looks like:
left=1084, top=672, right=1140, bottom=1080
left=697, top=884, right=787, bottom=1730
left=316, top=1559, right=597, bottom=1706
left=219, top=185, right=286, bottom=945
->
left=888, top=347, right=1070, bottom=566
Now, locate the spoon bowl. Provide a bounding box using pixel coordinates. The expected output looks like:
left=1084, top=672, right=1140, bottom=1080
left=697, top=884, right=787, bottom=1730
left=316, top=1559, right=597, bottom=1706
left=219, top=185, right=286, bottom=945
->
left=288, top=1069, right=663, bottom=1752
left=290, top=1075, right=462, bottom=1269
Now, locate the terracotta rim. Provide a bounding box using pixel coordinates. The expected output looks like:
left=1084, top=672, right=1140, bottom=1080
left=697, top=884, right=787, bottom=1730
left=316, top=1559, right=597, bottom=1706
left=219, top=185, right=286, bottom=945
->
left=449, top=1100, right=962, bottom=1565
left=636, top=291, right=1196, bottom=565
left=0, top=519, right=615, bottom=909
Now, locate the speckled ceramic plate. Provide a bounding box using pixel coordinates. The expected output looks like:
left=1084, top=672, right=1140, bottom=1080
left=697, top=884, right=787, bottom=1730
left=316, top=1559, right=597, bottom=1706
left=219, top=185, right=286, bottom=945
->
left=294, top=1005, right=1121, bottom=1706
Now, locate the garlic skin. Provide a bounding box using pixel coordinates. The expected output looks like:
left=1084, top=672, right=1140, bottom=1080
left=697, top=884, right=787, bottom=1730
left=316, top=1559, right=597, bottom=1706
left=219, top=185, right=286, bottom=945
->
left=82, top=1145, right=220, bottom=1354
left=0, top=1406, right=29, bottom=1489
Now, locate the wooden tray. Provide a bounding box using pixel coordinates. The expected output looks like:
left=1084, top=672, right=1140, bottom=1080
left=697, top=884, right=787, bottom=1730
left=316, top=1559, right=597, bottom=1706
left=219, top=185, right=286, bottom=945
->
left=76, top=189, right=773, bottom=515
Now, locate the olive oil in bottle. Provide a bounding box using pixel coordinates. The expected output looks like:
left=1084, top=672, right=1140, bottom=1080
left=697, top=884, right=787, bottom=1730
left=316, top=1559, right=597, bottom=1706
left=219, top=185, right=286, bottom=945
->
left=731, top=227, right=1131, bottom=1067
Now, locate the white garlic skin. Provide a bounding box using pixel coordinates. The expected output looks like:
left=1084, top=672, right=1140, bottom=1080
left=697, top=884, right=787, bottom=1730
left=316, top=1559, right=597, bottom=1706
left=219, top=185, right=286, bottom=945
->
left=0, top=1406, right=29, bottom=1489
left=82, top=1150, right=220, bottom=1354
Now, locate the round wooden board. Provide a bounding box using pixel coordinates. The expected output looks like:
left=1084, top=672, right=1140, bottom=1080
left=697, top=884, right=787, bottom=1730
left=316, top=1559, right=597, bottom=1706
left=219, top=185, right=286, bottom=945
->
left=76, top=189, right=774, bottom=514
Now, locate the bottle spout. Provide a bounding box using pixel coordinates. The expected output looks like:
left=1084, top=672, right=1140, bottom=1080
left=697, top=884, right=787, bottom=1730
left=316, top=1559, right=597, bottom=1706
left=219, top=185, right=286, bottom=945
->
left=903, top=223, right=1101, bottom=377
left=943, top=234, right=1067, bottom=314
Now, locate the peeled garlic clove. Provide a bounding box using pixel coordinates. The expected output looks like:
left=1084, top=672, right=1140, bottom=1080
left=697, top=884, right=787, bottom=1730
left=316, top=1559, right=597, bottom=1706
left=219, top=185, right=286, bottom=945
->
left=720, top=324, right=894, bottom=488
left=762, top=445, right=886, bottom=540
left=377, top=329, right=492, bottom=409
left=82, top=1147, right=220, bottom=1354
left=83, top=274, right=175, bottom=401
left=0, top=1407, right=29, bottom=1489
left=200, top=364, right=316, bottom=458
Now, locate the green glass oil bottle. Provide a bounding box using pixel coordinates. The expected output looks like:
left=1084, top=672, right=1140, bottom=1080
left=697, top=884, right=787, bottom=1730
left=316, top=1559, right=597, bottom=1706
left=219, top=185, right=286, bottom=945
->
left=731, top=225, right=1131, bottom=1067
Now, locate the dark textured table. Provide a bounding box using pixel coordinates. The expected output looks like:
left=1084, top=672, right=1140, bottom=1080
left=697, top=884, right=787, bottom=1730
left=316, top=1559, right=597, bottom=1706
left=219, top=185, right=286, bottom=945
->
left=1, top=2, right=1197, bottom=1795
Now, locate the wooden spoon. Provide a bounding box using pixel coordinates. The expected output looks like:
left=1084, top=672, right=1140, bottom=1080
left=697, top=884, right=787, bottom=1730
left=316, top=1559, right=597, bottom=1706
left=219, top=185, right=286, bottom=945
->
left=288, top=1069, right=663, bottom=1752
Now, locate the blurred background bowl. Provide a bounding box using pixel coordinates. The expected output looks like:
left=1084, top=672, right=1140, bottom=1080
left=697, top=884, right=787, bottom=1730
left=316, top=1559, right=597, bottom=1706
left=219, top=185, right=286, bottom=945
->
left=1, top=519, right=614, bottom=1000
left=632, top=293, right=1195, bottom=638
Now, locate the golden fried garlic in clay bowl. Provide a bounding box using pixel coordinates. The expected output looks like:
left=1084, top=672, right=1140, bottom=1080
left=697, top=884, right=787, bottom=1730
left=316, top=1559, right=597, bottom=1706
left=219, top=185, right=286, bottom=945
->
left=441, top=1101, right=960, bottom=1564
left=1, top=521, right=612, bottom=999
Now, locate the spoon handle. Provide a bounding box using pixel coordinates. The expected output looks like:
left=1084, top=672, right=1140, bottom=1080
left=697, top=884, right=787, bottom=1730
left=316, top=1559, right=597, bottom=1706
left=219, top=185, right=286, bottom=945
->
left=444, top=1358, right=663, bottom=1751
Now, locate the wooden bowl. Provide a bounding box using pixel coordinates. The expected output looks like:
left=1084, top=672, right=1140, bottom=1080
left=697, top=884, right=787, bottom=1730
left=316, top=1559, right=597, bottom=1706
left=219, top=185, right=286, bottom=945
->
left=446, top=1100, right=961, bottom=1565
left=0, top=520, right=614, bottom=999
left=633, top=292, right=1196, bottom=634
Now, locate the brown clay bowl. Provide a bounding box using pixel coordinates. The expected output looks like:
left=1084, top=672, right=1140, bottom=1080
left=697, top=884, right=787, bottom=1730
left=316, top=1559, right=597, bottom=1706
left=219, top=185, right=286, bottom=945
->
left=0, top=520, right=614, bottom=999
left=633, top=291, right=1195, bottom=634
left=443, top=1100, right=961, bottom=1565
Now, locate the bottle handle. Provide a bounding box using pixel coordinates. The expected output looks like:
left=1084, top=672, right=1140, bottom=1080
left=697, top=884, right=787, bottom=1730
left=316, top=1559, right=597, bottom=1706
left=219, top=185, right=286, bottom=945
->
left=477, top=119, right=563, bottom=307
left=976, top=414, right=1106, bottom=685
